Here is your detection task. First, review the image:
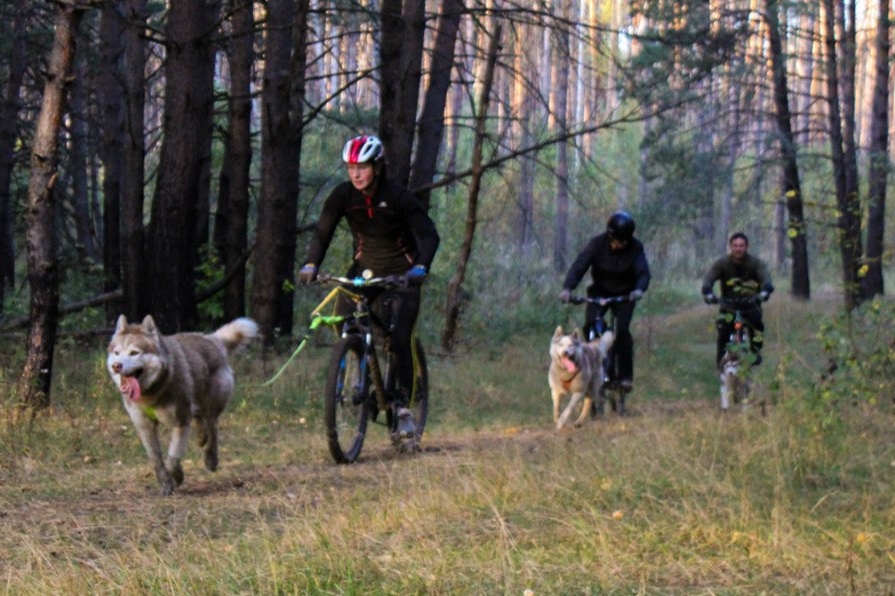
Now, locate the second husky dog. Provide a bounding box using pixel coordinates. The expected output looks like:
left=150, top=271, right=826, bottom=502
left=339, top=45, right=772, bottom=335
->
left=719, top=350, right=751, bottom=411
left=549, top=326, right=614, bottom=430
left=107, top=314, right=258, bottom=495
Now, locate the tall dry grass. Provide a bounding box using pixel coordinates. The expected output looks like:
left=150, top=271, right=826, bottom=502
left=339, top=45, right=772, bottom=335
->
left=1, top=294, right=893, bottom=595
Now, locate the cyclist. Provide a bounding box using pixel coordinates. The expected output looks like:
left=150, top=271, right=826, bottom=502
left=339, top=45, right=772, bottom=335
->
left=701, top=232, right=773, bottom=367
left=297, top=135, right=440, bottom=436
left=559, top=210, right=651, bottom=393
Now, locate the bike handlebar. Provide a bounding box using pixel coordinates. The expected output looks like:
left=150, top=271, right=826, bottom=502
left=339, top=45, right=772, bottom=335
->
left=317, top=273, right=408, bottom=289
left=716, top=296, right=760, bottom=308
left=567, top=294, right=629, bottom=306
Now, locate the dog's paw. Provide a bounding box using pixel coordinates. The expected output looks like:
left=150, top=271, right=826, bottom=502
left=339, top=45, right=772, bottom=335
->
left=165, top=458, right=185, bottom=486
left=156, top=470, right=175, bottom=496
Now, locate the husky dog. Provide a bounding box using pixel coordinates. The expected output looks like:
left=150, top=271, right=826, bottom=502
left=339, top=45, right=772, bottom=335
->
left=549, top=326, right=615, bottom=430
left=107, top=315, right=258, bottom=495
left=719, top=351, right=750, bottom=412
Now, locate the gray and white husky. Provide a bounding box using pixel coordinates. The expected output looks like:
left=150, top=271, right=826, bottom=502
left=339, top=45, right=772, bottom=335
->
left=107, top=314, right=258, bottom=495
left=549, top=326, right=614, bottom=430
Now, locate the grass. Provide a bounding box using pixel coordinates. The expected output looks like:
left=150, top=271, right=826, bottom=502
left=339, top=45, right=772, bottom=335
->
left=1, top=294, right=894, bottom=595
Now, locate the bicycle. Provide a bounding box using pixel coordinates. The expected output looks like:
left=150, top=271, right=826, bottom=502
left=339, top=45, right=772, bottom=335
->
left=267, top=270, right=429, bottom=463
left=568, top=294, right=632, bottom=416
left=711, top=296, right=762, bottom=412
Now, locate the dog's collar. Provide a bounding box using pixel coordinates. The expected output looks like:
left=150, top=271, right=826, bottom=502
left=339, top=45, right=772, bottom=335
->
left=141, top=405, right=159, bottom=422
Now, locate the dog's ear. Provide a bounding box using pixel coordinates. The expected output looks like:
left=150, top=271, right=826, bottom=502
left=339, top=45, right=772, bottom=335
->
left=554, top=326, right=564, bottom=338
left=572, top=328, right=582, bottom=339
left=141, top=315, right=158, bottom=335
left=115, top=314, right=128, bottom=332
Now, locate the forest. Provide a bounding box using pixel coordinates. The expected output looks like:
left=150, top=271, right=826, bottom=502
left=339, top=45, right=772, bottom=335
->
left=0, top=0, right=892, bottom=408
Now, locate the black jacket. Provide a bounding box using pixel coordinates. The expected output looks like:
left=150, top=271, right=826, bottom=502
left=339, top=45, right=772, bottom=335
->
left=304, top=179, right=440, bottom=276
left=701, top=253, right=773, bottom=299
left=563, top=232, right=651, bottom=298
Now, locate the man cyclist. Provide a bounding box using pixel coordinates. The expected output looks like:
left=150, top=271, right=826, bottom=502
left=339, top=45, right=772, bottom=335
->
left=701, top=232, right=773, bottom=367
left=297, top=135, right=440, bottom=437
left=559, top=211, right=651, bottom=404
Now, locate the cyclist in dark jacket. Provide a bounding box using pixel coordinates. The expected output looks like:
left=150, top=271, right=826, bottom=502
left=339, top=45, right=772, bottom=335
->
left=298, top=135, right=439, bottom=435
left=559, top=211, right=651, bottom=394
left=701, top=232, right=773, bottom=367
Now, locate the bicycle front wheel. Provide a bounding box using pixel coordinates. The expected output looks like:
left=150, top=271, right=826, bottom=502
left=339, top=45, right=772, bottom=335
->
left=324, top=335, right=370, bottom=464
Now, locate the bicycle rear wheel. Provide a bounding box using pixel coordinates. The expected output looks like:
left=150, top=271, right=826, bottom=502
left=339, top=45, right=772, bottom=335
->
left=324, top=335, right=370, bottom=463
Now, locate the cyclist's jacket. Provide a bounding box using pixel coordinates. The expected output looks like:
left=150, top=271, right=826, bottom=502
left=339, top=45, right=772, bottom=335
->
left=304, top=179, right=440, bottom=277
left=562, top=232, right=651, bottom=298
left=701, top=254, right=773, bottom=302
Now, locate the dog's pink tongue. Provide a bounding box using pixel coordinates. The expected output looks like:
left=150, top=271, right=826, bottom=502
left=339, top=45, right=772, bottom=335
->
left=562, top=356, right=577, bottom=374
left=120, top=376, right=141, bottom=401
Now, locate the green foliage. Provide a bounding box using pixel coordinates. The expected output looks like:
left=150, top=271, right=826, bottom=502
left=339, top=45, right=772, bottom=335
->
left=196, top=243, right=225, bottom=321
left=813, top=297, right=895, bottom=421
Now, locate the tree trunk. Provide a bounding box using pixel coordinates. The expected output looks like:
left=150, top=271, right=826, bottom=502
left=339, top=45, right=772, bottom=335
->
left=253, top=0, right=299, bottom=343
left=215, top=0, right=255, bottom=321
left=17, top=0, right=83, bottom=411
left=120, top=0, right=149, bottom=320
left=379, top=0, right=425, bottom=185
left=861, top=0, right=889, bottom=299
left=766, top=0, right=810, bottom=300
left=69, top=49, right=98, bottom=263
left=823, top=0, right=861, bottom=310
left=408, top=0, right=464, bottom=210
left=552, top=1, right=571, bottom=272
left=146, top=0, right=220, bottom=332
left=442, top=24, right=500, bottom=352
left=0, top=0, right=28, bottom=312
left=99, top=1, right=125, bottom=316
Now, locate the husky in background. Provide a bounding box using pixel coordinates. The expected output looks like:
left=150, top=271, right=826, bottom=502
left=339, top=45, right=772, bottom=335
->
left=107, top=314, right=258, bottom=495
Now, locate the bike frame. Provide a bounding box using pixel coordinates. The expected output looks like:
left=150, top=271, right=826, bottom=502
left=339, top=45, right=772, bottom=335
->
left=718, top=297, right=757, bottom=362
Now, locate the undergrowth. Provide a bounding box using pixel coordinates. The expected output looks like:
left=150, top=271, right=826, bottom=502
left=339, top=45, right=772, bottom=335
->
left=0, top=293, right=894, bottom=595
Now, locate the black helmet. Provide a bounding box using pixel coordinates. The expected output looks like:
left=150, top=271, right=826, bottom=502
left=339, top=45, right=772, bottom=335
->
left=606, top=211, right=635, bottom=242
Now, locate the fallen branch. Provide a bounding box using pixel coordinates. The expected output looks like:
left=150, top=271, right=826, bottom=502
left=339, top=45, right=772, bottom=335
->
left=0, top=289, right=122, bottom=332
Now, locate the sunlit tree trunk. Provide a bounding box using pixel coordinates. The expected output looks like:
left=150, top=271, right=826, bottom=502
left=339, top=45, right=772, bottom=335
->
left=17, top=0, right=83, bottom=411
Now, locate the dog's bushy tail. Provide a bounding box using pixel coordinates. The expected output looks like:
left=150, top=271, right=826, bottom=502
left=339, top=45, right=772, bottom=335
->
left=214, top=317, right=259, bottom=353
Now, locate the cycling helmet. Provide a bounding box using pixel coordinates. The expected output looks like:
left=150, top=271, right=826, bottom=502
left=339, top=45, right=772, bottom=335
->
left=342, top=135, right=384, bottom=165
left=606, top=210, right=635, bottom=242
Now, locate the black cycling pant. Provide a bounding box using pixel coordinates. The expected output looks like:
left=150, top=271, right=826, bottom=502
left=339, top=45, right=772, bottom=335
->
left=336, top=283, right=421, bottom=403
left=584, top=299, right=636, bottom=382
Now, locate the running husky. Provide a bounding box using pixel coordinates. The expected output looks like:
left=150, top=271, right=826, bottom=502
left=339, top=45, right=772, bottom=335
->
left=107, top=315, right=258, bottom=495
left=549, top=326, right=615, bottom=430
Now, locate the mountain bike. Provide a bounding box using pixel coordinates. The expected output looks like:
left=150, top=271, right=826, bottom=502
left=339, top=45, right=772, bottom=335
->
left=270, top=270, right=429, bottom=463
left=568, top=294, right=631, bottom=416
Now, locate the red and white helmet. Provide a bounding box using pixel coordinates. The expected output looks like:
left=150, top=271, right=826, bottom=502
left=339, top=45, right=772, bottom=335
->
left=342, top=135, right=384, bottom=165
